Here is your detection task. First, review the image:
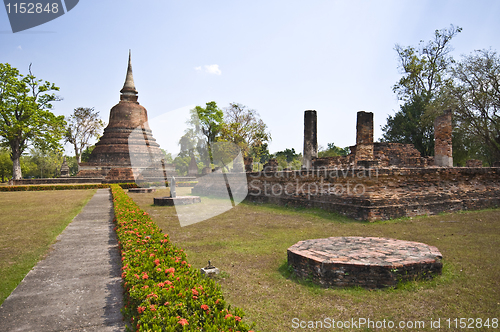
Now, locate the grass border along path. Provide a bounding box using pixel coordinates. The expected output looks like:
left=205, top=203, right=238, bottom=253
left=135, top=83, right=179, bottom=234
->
left=110, top=184, right=257, bottom=332
left=0, top=189, right=97, bottom=305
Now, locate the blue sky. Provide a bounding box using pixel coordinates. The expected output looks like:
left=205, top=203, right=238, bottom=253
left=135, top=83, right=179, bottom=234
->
left=1, top=0, right=500, bottom=157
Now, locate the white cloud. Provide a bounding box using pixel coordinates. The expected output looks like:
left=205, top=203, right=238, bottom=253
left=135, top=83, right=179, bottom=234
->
left=194, top=64, right=221, bottom=75
left=17, top=45, right=22, bottom=50
left=204, top=64, right=221, bottom=75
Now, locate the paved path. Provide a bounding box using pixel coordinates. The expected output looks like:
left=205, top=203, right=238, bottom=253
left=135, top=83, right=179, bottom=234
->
left=0, top=189, right=125, bottom=331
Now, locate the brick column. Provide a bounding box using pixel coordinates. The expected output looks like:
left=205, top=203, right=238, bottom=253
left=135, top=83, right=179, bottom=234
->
left=434, top=110, right=453, bottom=167
left=302, top=110, right=318, bottom=170
left=355, top=111, right=374, bottom=164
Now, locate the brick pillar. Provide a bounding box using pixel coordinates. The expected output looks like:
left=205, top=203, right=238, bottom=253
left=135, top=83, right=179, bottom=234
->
left=434, top=110, right=453, bottom=167
left=302, top=110, right=318, bottom=170
left=355, top=111, right=374, bottom=164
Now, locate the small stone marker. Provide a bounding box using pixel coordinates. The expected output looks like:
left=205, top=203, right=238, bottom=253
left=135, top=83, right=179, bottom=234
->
left=153, top=176, right=201, bottom=206
left=170, top=176, right=177, bottom=198
left=200, top=260, right=220, bottom=277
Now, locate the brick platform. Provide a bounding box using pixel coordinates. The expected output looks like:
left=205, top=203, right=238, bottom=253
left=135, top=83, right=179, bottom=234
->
left=287, top=237, right=442, bottom=288
left=129, top=188, right=156, bottom=193
left=153, top=196, right=201, bottom=206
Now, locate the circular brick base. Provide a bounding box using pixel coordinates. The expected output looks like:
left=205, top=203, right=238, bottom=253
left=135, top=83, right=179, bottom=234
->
left=287, top=237, right=442, bottom=288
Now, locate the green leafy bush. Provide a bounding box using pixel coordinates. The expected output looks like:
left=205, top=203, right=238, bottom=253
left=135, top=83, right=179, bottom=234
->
left=110, top=184, right=256, bottom=332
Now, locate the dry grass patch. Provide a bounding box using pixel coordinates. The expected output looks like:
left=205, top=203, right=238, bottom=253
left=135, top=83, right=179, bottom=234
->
left=129, top=188, right=500, bottom=331
left=0, top=189, right=96, bottom=305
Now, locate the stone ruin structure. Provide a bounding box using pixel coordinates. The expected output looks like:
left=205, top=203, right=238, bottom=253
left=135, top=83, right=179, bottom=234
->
left=77, top=52, right=171, bottom=182
left=193, top=109, right=500, bottom=221
left=309, top=111, right=433, bottom=169
left=302, top=110, right=317, bottom=170
left=434, top=109, right=453, bottom=167
left=60, top=157, right=70, bottom=177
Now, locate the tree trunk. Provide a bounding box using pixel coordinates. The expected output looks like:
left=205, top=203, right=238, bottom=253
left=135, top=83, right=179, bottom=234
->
left=11, top=142, right=22, bottom=180
left=74, top=143, right=82, bottom=164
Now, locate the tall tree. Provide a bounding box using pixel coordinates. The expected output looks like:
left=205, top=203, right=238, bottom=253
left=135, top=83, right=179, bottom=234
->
left=382, top=25, right=461, bottom=156
left=381, top=95, right=435, bottom=156
left=0, top=63, right=65, bottom=179
left=188, top=101, right=224, bottom=147
left=218, top=103, right=271, bottom=158
left=393, top=24, right=462, bottom=101
left=26, top=147, right=63, bottom=178
left=444, top=49, right=500, bottom=164
left=186, top=101, right=224, bottom=167
left=252, top=142, right=271, bottom=164
left=64, top=107, right=104, bottom=163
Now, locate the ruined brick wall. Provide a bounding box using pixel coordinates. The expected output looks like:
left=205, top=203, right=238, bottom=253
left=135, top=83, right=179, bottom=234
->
left=466, top=159, right=483, bottom=167
left=191, top=167, right=500, bottom=221
left=312, top=143, right=430, bottom=168
left=263, top=158, right=279, bottom=172
left=434, top=110, right=453, bottom=167
left=312, top=155, right=354, bottom=168
left=355, top=111, right=374, bottom=163
left=373, top=143, right=432, bottom=167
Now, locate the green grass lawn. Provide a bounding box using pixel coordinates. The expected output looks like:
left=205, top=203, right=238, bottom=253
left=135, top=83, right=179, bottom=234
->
left=129, top=188, right=500, bottom=331
left=0, top=189, right=96, bottom=305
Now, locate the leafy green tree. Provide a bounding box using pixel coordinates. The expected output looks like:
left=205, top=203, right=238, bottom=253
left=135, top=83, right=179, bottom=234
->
left=189, top=101, right=224, bottom=147
left=25, top=147, right=63, bottom=178
left=381, top=95, right=435, bottom=156
left=0, top=148, right=12, bottom=182
left=186, top=101, right=224, bottom=167
left=64, top=155, right=79, bottom=175
left=274, top=148, right=298, bottom=163
left=172, top=154, right=192, bottom=176
left=252, top=142, right=271, bottom=163
left=0, top=63, right=65, bottom=179
left=218, top=103, right=271, bottom=158
left=382, top=25, right=461, bottom=156
left=275, top=154, right=288, bottom=169
left=447, top=49, right=500, bottom=164
left=318, top=143, right=349, bottom=158
left=81, top=145, right=96, bottom=162
left=64, top=107, right=104, bottom=163
left=393, top=24, right=462, bottom=101
left=20, top=155, right=37, bottom=178
left=161, top=149, right=174, bottom=163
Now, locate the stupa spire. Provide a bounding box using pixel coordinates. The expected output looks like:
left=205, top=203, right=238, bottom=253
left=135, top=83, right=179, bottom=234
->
left=120, top=50, right=138, bottom=101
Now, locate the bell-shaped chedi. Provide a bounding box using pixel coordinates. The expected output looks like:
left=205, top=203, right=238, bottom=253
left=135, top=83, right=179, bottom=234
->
left=77, top=51, right=166, bottom=182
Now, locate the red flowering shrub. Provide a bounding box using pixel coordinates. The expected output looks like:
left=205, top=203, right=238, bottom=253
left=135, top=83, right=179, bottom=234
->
left=110, top=185, right=256, bottom=331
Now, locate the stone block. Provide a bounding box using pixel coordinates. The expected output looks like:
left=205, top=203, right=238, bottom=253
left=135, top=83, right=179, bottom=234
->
left=153, top=196, right=201, bottom=206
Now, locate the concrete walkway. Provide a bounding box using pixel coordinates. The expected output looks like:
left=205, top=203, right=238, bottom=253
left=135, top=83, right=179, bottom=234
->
left=0, top=189, right=125, bottom=331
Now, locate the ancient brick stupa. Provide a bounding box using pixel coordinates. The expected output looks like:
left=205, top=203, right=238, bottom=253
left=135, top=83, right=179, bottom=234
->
left=77, top=51, right=166, bottom=182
